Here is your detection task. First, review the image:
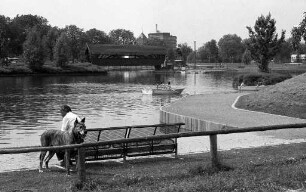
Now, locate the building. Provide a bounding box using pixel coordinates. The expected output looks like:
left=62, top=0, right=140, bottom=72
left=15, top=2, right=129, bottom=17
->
left=136, top=32, right=148, bottom=45
left=85, top=43, right=166, bottom=69
left=291, top=54, right=306, bottom=63
left=148, top=24, right=177, bottom=49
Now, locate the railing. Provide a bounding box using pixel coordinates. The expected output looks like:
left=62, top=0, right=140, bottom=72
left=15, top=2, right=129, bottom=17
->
left=1, top=123, right=306, bottom=184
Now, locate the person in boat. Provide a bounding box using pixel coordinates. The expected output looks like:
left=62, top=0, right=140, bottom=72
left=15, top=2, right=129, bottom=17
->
left=166, top=81, right=171, bottom=90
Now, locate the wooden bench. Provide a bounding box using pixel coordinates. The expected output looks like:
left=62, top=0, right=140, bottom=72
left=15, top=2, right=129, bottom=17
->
left=82, top=123, right=184, bottom=161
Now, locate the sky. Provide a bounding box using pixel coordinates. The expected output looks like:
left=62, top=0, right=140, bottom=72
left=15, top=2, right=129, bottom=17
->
left=1, top=0, right=305, bottom=48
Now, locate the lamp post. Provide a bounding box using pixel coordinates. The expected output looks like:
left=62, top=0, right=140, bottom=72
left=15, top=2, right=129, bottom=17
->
left=194, top=41, right=197, bottom=69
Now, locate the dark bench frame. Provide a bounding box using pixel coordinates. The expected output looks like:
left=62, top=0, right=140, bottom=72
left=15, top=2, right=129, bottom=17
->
left=83, top=123, right=184, bottom=161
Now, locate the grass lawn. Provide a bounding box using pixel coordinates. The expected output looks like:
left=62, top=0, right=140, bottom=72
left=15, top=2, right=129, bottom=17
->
left=2, top=143, right=306, bottom=192
left=235, top=72, right=306, bottom=119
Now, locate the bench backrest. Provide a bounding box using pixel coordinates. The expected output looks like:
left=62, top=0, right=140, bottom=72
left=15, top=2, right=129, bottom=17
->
left=84, top=123, right=184, bottom=143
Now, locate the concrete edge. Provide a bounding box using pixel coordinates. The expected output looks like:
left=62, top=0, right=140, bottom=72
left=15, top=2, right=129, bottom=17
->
left=160, top=94, right=238, bottom=132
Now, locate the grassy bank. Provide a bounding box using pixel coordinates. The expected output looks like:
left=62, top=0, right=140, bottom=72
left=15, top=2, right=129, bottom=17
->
left=2, top=61, right=306, bottom=76
left=0, top=61, right=107, bottom=76
left=2, top=143, right=306, bottom=192
left=235, top=72, right=306, bottom=119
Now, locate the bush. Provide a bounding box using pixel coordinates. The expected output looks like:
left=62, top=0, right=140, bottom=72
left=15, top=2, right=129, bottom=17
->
left=232, top=72, right=292, bottom=88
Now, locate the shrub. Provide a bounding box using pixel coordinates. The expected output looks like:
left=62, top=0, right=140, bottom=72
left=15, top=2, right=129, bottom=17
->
left=232, top=72, right=291, bottom=88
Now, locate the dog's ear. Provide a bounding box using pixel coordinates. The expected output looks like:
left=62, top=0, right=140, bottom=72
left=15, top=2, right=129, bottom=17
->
left=74, top=118, right=79, bottom=126
left=81, top=117, right=85, bottom=123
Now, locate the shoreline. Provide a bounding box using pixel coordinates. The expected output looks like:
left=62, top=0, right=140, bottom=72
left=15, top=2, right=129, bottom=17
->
left=0, top=70, right=108, bottom=77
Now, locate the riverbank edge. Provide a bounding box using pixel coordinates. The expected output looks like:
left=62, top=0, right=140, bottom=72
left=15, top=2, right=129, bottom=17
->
left=0, top=70, right=108, bottom=77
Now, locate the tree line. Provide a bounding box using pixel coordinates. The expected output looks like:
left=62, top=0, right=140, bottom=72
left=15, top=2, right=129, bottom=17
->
left=0, top=14, right=139, bottom=70
left=188, top=13, right=306, bottom=73
left=0, top=13, right=306, bottom=73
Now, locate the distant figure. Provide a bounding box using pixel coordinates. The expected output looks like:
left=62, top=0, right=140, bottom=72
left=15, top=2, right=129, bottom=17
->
left=238, top=82, right=245, bottom=92
left=167, top=81, right=171, bottom=90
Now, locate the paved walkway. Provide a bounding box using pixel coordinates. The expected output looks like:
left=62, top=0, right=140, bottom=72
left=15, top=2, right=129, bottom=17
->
left=160, top=93, right=306, bottom=131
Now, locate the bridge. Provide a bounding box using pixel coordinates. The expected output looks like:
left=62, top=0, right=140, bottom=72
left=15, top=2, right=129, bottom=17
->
left=85, top=44, right=167, bottom=69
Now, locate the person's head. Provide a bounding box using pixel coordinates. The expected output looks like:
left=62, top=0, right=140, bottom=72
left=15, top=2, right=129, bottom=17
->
left=60, top=105, right=72, bottom=117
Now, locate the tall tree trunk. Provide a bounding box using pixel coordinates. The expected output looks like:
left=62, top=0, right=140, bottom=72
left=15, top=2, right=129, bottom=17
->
left=258, top=60, right=270, bottom=73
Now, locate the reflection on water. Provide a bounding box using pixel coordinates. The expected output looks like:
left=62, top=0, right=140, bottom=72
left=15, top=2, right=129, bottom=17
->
left=1, top=70, right=305, bottom=172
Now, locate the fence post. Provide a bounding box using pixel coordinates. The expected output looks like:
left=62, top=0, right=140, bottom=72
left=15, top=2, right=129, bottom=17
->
left=65, top=149, right=70, bottom=175
left=77, top=147, right=86, bottom=183
left=209, top=134, right=220, bottom=167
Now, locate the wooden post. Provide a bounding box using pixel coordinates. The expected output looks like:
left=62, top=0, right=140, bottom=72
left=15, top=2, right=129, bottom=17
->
left=65, top=149, right=70, bottom=175
left=209, top=134, right=219, bottom=167
left=77, top=147, right=86, bottom=183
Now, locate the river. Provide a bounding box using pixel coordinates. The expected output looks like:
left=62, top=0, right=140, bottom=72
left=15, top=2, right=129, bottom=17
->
left=1, top=70, right=306, bottom=172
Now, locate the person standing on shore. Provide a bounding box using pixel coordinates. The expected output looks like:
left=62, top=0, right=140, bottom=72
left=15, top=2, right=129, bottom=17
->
left=60, top=105, right=81, bottom=133
left=57, top=105, right=81, bottom=167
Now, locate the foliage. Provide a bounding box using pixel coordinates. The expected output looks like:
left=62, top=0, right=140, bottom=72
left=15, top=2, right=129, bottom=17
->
left=166, top=48, right=175, bottom=62
left=54, top=32, right=70, bottom=67
left=291, top=13, right=306, bottom=53
left=178, top=43, right=193, bottom=63
left=187, top=51, right=197, bottom=63
left=0, top=15, right=10, bottom=59
left=241, top=49, right=252, bottom=65
left=23, top=26, right=46, bottom=70
left=198, top=39, right=219, bottom=63
left=232, top=72, right=291, bottom=88
left=43, top=27, right=60, bottom=61
left=86, top=28, right=111, bottom=44
left=64, top=25, right=87, bottom=62
left=9, top=14, right=49, bottom=56
left=274, top=40, right=293, bottom=63
left=109, top=29, right=136, bottom=45
left=246, top=13, right=285, bottom=73
left=218, top=34, right=244, bottom=63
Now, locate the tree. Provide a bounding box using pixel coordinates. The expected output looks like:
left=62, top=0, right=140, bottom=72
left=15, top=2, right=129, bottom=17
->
left=218, top=34, right=244, bottom=63
left=241, top=49, right=252, bottom=65
left=246, top=13, right=285, bottom=73
left=43, top=27, right=60, bottom=61
left=0, top=15, right=10, bottom=59
left=86, top=28, right=111, bottom=44
left=109, top=29, right=135, bottom=45
left=274, top=40, right=293, bottom=63
left=166, top=48, right=175, bottom=62
left=198, top=39, right=219, bottom=63
left=64, top=25, right=86, bottom=62
left=54, top=32, right=70, bottom=67
left=291, top=13, right=306, bottom=54
left=8, top=14, right=49, bottom=56
left=178, top=43, right=193, bottom=63
left=23, top=26, right=46, bottom=70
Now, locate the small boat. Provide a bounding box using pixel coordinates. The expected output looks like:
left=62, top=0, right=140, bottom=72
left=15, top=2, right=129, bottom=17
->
left=142, top=88, right=153, bottom=94
left=142, top=88, right=184, bottom=95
